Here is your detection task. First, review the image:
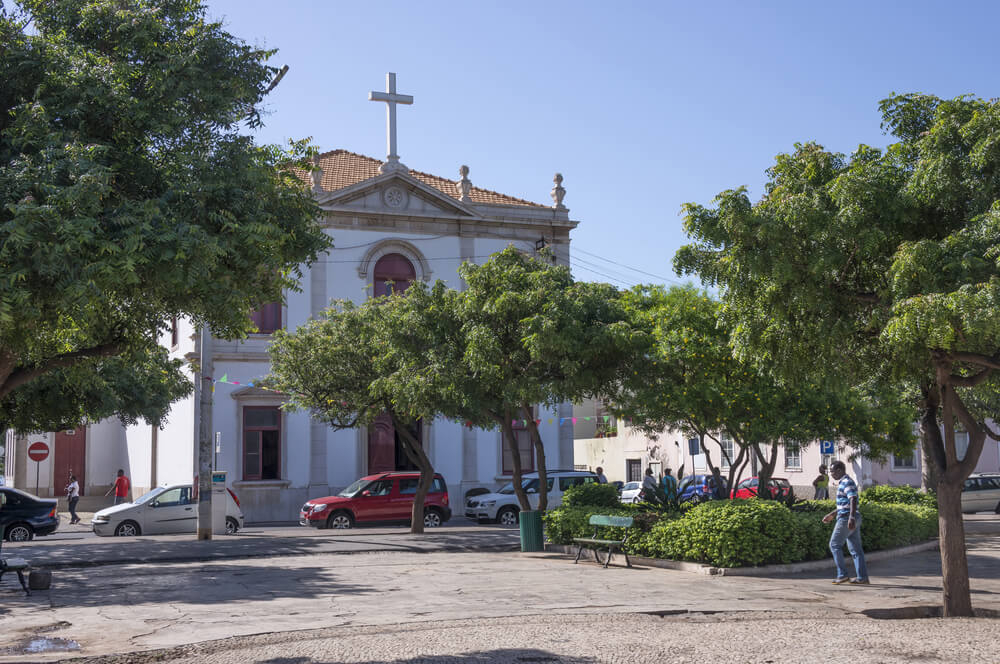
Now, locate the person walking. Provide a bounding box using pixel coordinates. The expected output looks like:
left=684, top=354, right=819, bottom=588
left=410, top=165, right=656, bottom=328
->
left=105, top=469, right=131, bottom=505
left=595, top=467, right=608, bottom=484
left=65, top=475, right=81, bottom=524
left=822, top=460, right=869, bottom=585
left=813, top=465, right=830, bottom=500
left=641, top=467, right=658, bottom=500
left=660, top=468, right=677, bottom=501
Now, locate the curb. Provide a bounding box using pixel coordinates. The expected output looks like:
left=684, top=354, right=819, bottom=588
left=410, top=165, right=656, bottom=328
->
left=544, top=538, right=940, bottom=576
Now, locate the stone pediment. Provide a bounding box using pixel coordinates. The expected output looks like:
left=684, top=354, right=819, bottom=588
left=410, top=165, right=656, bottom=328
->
left=316, top=171, right=479, bottom=219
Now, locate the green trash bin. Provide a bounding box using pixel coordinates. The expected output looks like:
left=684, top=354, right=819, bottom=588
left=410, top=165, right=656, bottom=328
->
left=519, top=509, right=544, bottom=552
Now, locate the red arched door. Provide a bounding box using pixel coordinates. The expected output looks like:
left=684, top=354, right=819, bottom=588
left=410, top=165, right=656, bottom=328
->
left=373, top=253, right=415, bottom=297
left=368, top=253, right=423, bottom=472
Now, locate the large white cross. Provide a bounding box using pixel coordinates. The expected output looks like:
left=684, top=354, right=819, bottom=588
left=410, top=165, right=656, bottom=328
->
left=369, top=72, right=413, bottom=173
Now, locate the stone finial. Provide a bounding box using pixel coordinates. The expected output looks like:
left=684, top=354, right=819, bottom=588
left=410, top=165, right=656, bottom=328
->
left=550, top=172, right=566, bottom=209
left=310, top=155, right=324, bottom=192
left=456, top=164, right=472, bottom=202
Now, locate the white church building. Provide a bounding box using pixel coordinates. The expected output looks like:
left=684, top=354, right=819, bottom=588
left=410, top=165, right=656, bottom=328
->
left=4, top=74, right=581, bottom=522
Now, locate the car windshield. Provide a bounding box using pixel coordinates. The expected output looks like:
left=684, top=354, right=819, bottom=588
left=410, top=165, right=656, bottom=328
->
left=677, top=477, right=694, bottom=492
left=133, top=487, right=167, bottom=505
left=338, top=479, right=371, bottom=497
left=623, top=482, right=640, bottom=490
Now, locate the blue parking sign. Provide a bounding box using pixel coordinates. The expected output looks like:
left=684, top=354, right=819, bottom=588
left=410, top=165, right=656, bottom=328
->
left=820, top=440, right=835, bottom=455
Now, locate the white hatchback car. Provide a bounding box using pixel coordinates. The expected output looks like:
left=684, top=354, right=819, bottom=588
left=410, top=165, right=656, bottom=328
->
left=465, top=470, right=599, bottom=525
left=619, top=481, right=642, bottom=503
left=962, top=474, right=1000, bottom=514
left=92, top=484, right=245, bottom=536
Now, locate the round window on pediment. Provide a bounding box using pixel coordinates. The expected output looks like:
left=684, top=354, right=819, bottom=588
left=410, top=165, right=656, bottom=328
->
left=382, top=186, right=407, bottom=209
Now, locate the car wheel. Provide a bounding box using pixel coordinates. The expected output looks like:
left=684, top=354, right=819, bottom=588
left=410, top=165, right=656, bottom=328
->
left=995, top=501, right=1000, bottom=515
left=423, top=509, right=443, bottom=528
left=114, top=520, right=140, bottom=537
left=689, top=495, right=702, bottom=506
left=327, top=511, right=354, bottom=529
left=496, top=507, right=519, bottom=526
left=632, top=496, right=640, bottom=504
left=5, top=523, right=33, bottom=542
left=225, top=517, right=240, bottom=535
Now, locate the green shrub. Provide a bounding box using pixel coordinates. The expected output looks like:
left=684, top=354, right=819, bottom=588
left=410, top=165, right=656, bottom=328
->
left=542, top=505, right=636, bottom=544
left=860, top=485, right=937, bottom=509
left=544, top=495, right=938, bottom=568
left=561, top=483, right=621, bottom=508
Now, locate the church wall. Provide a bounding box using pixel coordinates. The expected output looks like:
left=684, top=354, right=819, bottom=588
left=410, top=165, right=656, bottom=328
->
left=154, top=391, right=196, bottom=487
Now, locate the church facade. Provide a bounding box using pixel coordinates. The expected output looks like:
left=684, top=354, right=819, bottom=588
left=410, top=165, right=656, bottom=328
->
left=4, top=76, right=582, bottom=522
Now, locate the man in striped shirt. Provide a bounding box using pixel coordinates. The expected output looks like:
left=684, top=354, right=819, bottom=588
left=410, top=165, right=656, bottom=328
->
left=822, top=460, right=869, bottom=585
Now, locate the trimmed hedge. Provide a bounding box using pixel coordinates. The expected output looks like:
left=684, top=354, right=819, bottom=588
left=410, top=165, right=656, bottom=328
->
left=561, top=483, right=621, bottom=509
left=545, top=498, right=938, bottom=568
left=860, top=485, right=937, bottom=509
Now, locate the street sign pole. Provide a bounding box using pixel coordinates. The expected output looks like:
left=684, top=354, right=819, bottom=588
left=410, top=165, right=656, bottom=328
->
left=35, top=460, right=40, bottom=496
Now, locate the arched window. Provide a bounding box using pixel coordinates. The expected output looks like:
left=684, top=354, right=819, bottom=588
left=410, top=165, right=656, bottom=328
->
left=373, top=253, right=415, bottom=297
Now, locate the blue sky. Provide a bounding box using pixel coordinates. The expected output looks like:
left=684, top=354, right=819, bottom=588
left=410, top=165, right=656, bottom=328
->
left=203, top=0, right=1000, bottom=289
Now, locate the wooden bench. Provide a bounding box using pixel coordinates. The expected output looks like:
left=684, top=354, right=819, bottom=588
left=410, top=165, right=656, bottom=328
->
left=572, top=515, right=633, bottom=568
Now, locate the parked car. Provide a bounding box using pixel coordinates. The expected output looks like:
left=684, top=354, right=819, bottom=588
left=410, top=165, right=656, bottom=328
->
left=300, top=472, right=451, bottom=529
left=92, top=485, right=244, bottom=536
left=962, top=473, right=1000, bottom=514
left=619, top=481, right=642, bottom=503
left=731, top=476, right=792, bottom=500
left=465, top=470, right=599, bottom=525
left=678, top=474, right=727, bottom=504
left=0, top=487, right=59, bottom=541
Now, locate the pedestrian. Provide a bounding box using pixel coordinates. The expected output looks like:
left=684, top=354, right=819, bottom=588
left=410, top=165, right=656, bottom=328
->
left=660, top=467, right=677, bottom=501
left=641, top=467, right=658, bottom=500
left=711, top=467, right=727, bottom=500
left=813, top=465, right=830, bottom=500
left=822, top=460, right=869, bottom=585
left=595, top=467, right=608, bottom=484
left=65, top=474, right=81, bottom=524
left=105, top=469, right=131, bottom=505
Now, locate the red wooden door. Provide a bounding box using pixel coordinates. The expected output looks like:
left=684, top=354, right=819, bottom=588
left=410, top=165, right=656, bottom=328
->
left=54, top=428, right=86, bottom=496
left=368, top=414, right=396, bottom=473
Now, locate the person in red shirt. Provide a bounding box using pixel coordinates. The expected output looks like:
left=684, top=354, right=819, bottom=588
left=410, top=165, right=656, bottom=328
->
left=105, top=469, right=131, bottom=505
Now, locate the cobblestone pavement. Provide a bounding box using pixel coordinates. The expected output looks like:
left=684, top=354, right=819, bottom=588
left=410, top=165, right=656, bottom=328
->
left=1, top=515, right=998, bottom=663
left=43, top=613, right=1000, bottom=664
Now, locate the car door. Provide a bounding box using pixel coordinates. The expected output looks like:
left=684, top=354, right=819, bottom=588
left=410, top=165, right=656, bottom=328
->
left=390, top=478, right=419, bottom=520
left=353, top=479, right=394, bottom=522
left=146, top=487, right=195, bottom=534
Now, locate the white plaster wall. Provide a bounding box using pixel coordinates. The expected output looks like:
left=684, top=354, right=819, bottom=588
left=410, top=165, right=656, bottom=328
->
left=88, top=418, right=129, bottom=492
left=124, top=422, right=153, bottom=496
left=326, top=427, right=359, bottom=490
left=154, top=389, right=196, bottom=486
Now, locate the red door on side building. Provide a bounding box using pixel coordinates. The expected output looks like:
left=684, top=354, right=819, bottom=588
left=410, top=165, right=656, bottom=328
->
left=54, top=427, right=86, bottom=496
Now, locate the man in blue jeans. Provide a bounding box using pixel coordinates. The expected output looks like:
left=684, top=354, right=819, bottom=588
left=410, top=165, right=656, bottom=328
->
left=822, top=460, right=869, bottom=585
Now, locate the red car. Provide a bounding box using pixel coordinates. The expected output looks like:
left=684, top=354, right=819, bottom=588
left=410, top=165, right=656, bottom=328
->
left=299, top=472, right=451, bottom=529
left=730, top=476, right=792, bottom=500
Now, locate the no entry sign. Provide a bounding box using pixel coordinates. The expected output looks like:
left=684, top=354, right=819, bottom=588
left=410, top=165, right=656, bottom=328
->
left=28, top=441, right=50, bottom=462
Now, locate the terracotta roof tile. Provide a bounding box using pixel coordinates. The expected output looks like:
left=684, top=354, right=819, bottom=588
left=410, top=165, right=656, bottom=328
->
left=295, top=150, right=546, bottom=208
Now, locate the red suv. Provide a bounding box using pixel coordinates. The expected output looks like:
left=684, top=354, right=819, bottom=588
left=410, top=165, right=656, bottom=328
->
left=299, top=472, right=451, bottom=529
left=731, top=476, right=792, bottom=500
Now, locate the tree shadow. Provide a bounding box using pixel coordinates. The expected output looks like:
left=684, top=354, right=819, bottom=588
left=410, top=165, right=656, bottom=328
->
left=254, top=650, right=597, bottom=664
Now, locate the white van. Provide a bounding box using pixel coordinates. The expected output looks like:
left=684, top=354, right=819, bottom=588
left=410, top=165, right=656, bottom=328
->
left=465, top=470, right=599, bottom=525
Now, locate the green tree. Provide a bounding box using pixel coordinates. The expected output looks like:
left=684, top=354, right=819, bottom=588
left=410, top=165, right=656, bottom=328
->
left=676, top=94, right=1000, bottom=616
left=0, top=347, right=191, bottom=434
left=615, top=285, right=912, bottom=498
left=0, top=1, right=329, bottom=414
left=267, top=297, right=438, bottom=534
left=457, top=249, right=641, bottom=512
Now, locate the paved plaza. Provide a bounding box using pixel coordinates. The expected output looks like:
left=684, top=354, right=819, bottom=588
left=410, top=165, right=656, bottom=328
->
left=1, top=516, right=998, bottom=663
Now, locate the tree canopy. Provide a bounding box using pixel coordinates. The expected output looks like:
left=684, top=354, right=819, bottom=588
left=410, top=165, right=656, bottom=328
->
left=0, top=0, right=330, bottom=422
left=675, top=93, right=1000, bottom=616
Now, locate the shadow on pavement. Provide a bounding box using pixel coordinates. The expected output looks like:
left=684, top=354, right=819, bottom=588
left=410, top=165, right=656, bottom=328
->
left=249, top=649, right=597, bottom=664
left=41, top=561, right=369, bottom=609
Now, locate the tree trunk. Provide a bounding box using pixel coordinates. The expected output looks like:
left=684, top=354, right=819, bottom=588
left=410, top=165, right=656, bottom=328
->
left=522, top=402, right=548, bottom=512
left=937, top=479, right=973, bottom=617
left=390, top=413, right=435, bottom=535
left=498, top=412, right=531, bottom=511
